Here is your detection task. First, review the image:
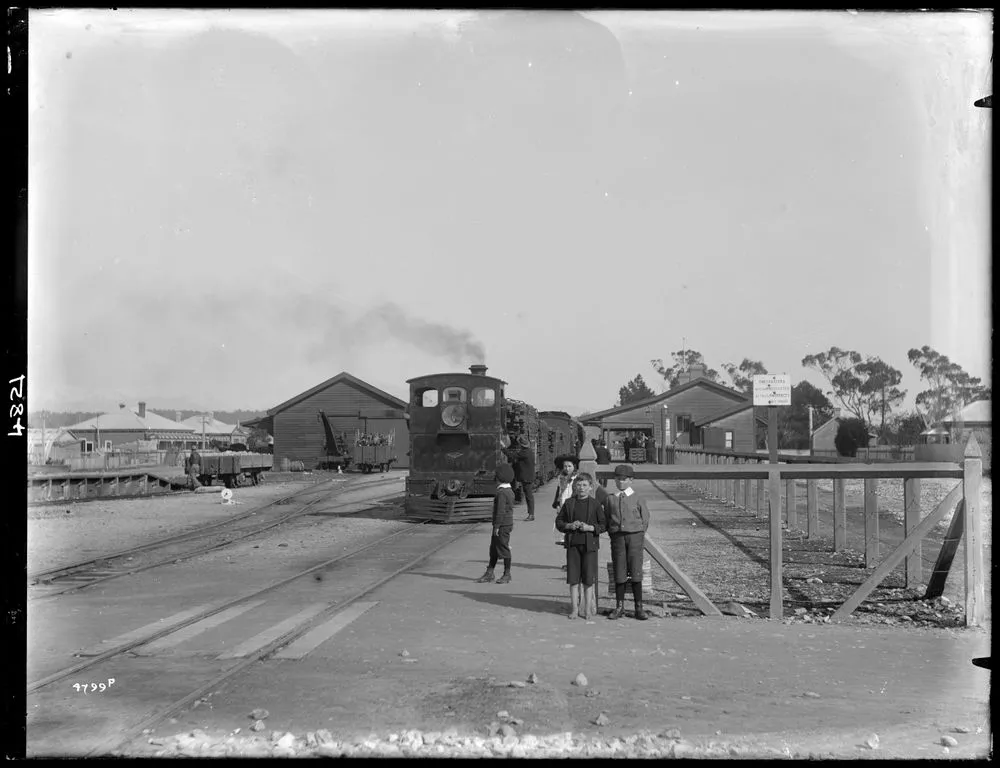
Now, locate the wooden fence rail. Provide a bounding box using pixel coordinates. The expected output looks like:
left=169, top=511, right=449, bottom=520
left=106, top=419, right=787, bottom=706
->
left=591, top=439, right=984, bottom=627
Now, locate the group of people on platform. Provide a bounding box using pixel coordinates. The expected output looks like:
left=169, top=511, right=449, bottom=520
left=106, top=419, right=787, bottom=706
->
left=474, top=449, right=651, bottom=623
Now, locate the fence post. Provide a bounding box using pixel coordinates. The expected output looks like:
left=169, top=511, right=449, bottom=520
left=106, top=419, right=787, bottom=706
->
left=833, top=478, right=847, bottom=551
left=768, top=466, right=783, bottom=619
left=785, top=478, right=797, bottom=528
left=903, top=478, right=922, bottom=586
left=756, top=478, right=763, bottom=518
left=863, top=478, right=879, bottom=568
left=806, top=480, right=818, bottom=538
left=962, top=435, right=985, bottom=627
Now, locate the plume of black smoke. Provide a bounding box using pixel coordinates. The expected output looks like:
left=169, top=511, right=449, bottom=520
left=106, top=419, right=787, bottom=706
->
left=348, top=302, right=486, bottom=366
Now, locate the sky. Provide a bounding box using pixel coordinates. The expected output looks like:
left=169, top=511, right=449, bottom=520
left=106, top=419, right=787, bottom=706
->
left=28, top=9, right=992, bottom=416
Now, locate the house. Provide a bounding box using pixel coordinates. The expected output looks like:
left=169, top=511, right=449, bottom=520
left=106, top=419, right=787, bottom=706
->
left=180, top=415, right=244, bottom=449
left=693, top=401, right=763, bottom=454
left=580, top=364, right=755, bottom=461
left=811, top=410, right=879, bottom=455
left=64, top=402, right=194, bottom=452
left=267, top=372, right=410, bottom=469
left=942, top=400, right=992, bottom=471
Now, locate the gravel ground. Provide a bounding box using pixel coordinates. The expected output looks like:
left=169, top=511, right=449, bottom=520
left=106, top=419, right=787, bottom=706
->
left=27, top=475, right=340, bottom=574
left=644, top=477, right=991, bottom=627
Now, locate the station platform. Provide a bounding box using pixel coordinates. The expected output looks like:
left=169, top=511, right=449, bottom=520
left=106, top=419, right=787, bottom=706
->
left=166, top=478, right=991, bottom=758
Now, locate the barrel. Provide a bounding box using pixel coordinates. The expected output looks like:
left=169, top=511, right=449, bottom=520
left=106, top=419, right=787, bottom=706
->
left=606, top=557, right=652, bottom=597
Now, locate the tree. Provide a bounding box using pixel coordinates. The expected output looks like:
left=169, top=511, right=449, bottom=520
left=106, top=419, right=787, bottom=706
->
left=886, top=411, right=925, bottom=448
left=617, top=374, right=656, bottom=407
left=907, top=345, right=991, bottom=428
left=777, top=381, right=834, bottom=449
left=650, top=350, right=720, bottom=390
left=801, top=347, right=905, bottom=434
left=834, top=418, right=870, bottom=458
left=722, top=358, right=768, bottom=396
left=855, top=359, right=906, bottom=442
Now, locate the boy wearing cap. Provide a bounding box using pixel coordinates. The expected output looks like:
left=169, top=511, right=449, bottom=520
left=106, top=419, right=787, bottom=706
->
left=475, top=463, right=516, bottom=584
left=602, top=464, right=650, bottom=620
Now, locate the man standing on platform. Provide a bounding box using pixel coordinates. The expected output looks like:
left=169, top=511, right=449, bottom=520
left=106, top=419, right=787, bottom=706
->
left=594, top=441, right=612, bottom=485
left=509, top=434, right=536, bottom=521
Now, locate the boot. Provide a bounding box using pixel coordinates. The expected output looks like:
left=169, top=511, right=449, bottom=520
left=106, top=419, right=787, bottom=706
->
left=475, top=568, right=495, bottom=583
left=607, top=601, right=626, bottom=620
left=496, top=570, right=511, bottom=584
left=634, top=600, right=649, bottom=621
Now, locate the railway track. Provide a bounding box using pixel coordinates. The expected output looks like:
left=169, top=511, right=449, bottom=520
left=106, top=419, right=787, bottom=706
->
left=28, top=475, right=403, bottom=599
left=26, top=518, right=478, bottom=757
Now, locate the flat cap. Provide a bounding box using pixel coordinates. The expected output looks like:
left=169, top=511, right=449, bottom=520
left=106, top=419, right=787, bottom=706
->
left=613, top=464, right=634, bottom=478
left=495, top=464, right=515, bottom=483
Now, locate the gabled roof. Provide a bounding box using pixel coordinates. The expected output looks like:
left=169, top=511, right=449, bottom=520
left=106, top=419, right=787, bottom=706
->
left=581, top=378, right=747, bottom=423
left=942, top=400, right=991, bottom=424
left=180, top=416, right=239, bottom=435
left=268, top=372, right=408, bottom=416
left=66, top=409, right=194, bottom=433
left=694, top=401, right=759, bottom=428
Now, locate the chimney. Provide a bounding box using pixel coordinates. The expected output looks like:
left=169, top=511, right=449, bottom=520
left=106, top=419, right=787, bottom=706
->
left=688, top=363, right=707, bottom=379
left=138, top=402, right=146, bottom=419
left=833, top=408, right=842, bottom=419
left=469, top=364, right=488, bottom=376
left=175, top=411, right=182, bottom=423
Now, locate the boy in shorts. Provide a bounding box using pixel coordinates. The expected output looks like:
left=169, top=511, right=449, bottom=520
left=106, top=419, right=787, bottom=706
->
left=475, top=463, right=516, bottom=584
left=555, top=472, right=607, bottom=620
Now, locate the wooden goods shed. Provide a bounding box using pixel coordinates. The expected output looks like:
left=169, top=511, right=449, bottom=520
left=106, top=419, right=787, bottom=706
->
left=268, top=372, right=409, bottom=470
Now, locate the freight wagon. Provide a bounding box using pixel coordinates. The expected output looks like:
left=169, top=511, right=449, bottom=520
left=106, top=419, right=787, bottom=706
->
left=193, top=451, right=273, bottom=488
left=350, top=429, right=398, bottom=474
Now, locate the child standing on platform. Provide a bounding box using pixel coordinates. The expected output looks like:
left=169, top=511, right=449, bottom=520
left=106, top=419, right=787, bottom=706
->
left=602, top=464, right=650, bottom=620
left=555, top=472, right=607, bottom=620
left=475, top=463, right=516, bottom=584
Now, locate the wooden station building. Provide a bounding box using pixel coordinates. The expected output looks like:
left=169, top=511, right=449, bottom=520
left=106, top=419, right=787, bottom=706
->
left=581, top=364, right=763, bottom=461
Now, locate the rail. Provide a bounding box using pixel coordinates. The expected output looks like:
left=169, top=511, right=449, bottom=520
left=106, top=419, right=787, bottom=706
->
left=580, top=439, right=986, bottom=626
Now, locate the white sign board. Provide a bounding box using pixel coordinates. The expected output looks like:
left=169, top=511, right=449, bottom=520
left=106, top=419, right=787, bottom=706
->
left=752, top=374, right=792, bottom=407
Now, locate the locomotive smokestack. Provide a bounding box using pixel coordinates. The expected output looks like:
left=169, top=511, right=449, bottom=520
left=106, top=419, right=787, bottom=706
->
left=470, top=364, right=488, bottom=376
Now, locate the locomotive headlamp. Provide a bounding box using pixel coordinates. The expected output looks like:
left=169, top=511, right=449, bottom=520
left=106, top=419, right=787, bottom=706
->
left=441, top=403, right=466, bottom=428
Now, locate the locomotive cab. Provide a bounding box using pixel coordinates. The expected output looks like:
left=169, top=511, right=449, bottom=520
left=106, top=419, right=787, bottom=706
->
left=404, top=365, right=508, bottom=522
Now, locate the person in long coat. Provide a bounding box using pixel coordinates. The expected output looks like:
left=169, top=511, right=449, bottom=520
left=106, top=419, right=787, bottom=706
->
left=509, top=434, right=536, bottom=521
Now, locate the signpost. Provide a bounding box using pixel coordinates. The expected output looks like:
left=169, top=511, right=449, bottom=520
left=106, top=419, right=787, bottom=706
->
left=753, top=374, right=791, bottom=620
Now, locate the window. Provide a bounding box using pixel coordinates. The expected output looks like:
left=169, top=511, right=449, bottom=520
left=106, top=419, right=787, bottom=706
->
left=414, top=387, right=439, bottom=407
left=725, top=431, right=734, bottom=450
left=104, top=440, right=113, bottom=452
left=471, top=387, right=495, bottom=407
left=676, top=415, right=692, bottom=434
left=442, top=387, right=467, bottom=403
left=83, top=440, right=94, bottom=453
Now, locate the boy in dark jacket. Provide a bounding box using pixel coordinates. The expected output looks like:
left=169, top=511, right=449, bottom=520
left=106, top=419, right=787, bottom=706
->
left=555, top=472, right=607, bottom=620
left=602, top=464, right=650, bottom=620
left=475, top=463, right=516, bottom=584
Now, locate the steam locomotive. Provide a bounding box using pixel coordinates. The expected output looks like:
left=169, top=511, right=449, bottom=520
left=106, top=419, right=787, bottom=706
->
left=403, top=364, right=584, bottom=522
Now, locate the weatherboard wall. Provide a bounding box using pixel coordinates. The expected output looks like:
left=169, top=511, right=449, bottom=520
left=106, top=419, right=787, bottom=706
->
left=591, top=383, right=746, bottom=447
left=272, top=380, right=409, bottom=469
